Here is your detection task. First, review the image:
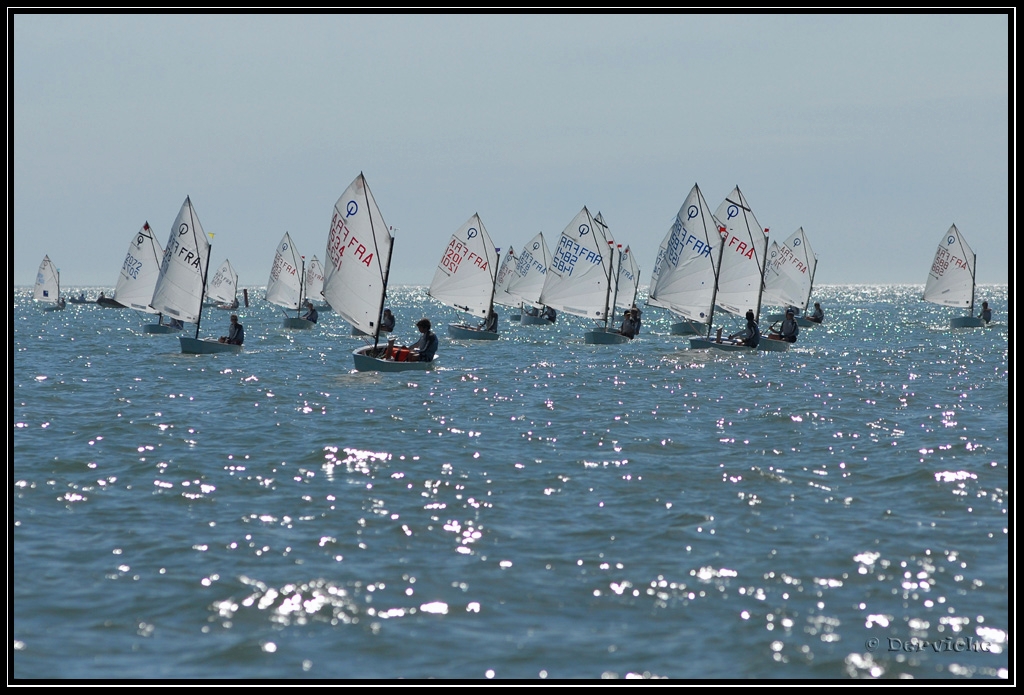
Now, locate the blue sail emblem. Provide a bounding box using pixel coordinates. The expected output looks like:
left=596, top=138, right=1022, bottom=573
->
left=947, top=235, right=956, bottom=245
left=346, top=200, right=359, bottom=217
left=687, top=205, right=699, bottom=220
left=726, top=205, right=739, bottom=220
left=792, top=238, right=801, bottom=247
left=578, top=224, right=590, bottom=237
left=466, top=227, right=478, bottom=239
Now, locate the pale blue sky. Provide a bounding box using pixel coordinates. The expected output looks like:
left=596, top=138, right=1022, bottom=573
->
left=12, top=12, right=1011, bottom=289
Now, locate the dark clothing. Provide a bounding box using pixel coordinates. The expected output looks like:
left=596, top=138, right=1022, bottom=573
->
left=303, top=306, right=318, bottom=324
left=542, top=306, right=556, bottom=323
left=524, top=305, right=539, bottom=317
left=618, top=313, right=638, bottom=339
left=981, top=307, right=992, bottom=323
left=381, top=313, right=396, bottom=332
left=479, top=310, right=498, bottom=333
left=780, top=316, right=799, bottom=343
left=809, top=306, right=824, bottom=323
left=414, top=331, right=438, bottom=362
left=227, top=321, right=244, bottom=345
left=738, top=319, right=760, bottom=348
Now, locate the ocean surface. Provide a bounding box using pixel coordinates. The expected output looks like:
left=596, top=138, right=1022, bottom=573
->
left=12, top=284, right=1009, bottom=681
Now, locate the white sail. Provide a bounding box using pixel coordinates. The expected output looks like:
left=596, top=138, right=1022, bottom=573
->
left=113, top=222, right=164, bottom=313
left=647, top=183, right=722, bottom=325
left=713, top=186, right=769, bottom=317
left=615, top=245, right=640, bottom=311
left=206, top=259, right=238, bottom=305
left=152, top=197, right=210, bottom=324
left=266, top=232, right=304, bottom=311
left=323, top=173, right=394, bottom=337
left=428, top=213, right=498, bottom=319
left=923, top=224, right=976, bottom=309
left=508, top=232, right=552, bottom=309
left=33, top=255, right=60, bottom=303
left=304, top=255, right=325, bottom=303
left=762, top=227, right=816, bottom=311
left=492, top=246, right=520, bottom=309
left=539, top=207, right=612, bottom=319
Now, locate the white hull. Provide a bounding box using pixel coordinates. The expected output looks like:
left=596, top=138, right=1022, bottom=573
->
left=669, top=321, right=704, bottom=336
left=283, top=317, right=315, bottom=330
left=584, top=328, right=629, bottom=345
left=353, top=345, right=435, bottom=372
left=143, top=323, right=181, bottom=334
left=448, top=324, right=499, bottom=341
left=950, top=316, right=986, bottom=328
left=520, top=314, right=554, bottom=326
left=180, top=337, right=243, bottom=355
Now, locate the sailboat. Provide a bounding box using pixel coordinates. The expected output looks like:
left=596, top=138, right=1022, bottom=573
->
left=324, top=173, right=431, bottom=372
left=429, top=213, right=501, bottom=341
left=538, top=206, right=623, bottom=344
left=266, top=232, right=314, bottom=329
left=646, top=183, right=723, bottom=337
left=491, top=245, right=521, bottom=317
left=585, top=212, right=633, bottom=344
left=206, top=259, right=239, bottom=309
left=613, top=244, right=641, bottom=318
left=33, top=255, right=64, bottom=311
left=509, top=232, right=556, bottom=326
left=763, top=227, right=819, bottom=328
left=924, top=224, right=986, bottom=328
left=689, top=186, right=785, bottom=352
left=110, top=222, right=181, bottom=333
left=304, top=255, right=329, bottom=311
left=151, top=197, right=241, bottom=355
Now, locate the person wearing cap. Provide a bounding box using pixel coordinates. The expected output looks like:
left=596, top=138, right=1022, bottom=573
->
left=727, top=310, right=760, bottom=348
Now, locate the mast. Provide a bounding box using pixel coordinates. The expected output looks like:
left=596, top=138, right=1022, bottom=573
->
left=704, top=225, right=727, bottom=338
left=755, top=227, right=769, bottom=324
left=193, top=199, right=210, bottom=340
left=607, top=243, right=624, bottom=329
left=487, top=248, right=501, bottom=321
left=803, top=255, right=818, bottom=314
left=298, top=255, right=306, bottom=320
left=969, top=250, right=977, bottom=316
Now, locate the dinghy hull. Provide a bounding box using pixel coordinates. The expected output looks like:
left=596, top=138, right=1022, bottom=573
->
left=180, top=337, right=243, bottom=355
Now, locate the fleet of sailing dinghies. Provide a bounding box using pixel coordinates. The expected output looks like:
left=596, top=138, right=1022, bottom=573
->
left=322, top=173, right=432, bottom=372
left=763, top=227, right=819, bottom=327
left=647, top=183, right=722, bottom=337
left=266, top=232, right=314, bottom=330
left=150, top=197, right=242, bottom=355
left=34, top=255, right=64, bottom=311
left=923, top=224, right=986, bottom=328
left=687, top=185, right=787, bottom=352
left=428, top=213, right=501, bottom=341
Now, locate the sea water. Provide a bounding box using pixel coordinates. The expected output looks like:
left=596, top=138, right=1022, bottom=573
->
left=12, top=285, right=1009, bottom=680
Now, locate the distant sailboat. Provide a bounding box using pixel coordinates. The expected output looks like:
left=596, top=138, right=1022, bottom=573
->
left=34, top=255, right=64, bottom=311
left=923, top=224, right=986, bottom=328
left=304, top=255, right=329, bottom=311
left=646, top=183, right=722, bottom=337
left=429, top=213, right=501, bottom=341
left=112, top=222, right=181, bottom=333
left=763, top=227, right=819, bottom=328
left=491, top=245, right=520, bottom=315
left=266, top=232, right=315, bottom=329
left=151, top=197, right=241, bottom=355
left=206, top=259, right=239, bottom=309
left=508, top=232, right=556, bottom=326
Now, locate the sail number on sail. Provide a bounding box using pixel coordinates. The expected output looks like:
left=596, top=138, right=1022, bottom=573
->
left=720, top=228, right=757, bottom=260
left=551, top=235, right=602, bottom=276
left=769, top=244, right=809, bottom=275
left=515, top=249, right=546, bottom=277
left=441, top=237, right=488, bottom=274
left=328, top=207, right=375, bottom=268
left=161, top=225, right=203, bottom=274
left=269, top=253, right=298, bottom=281
left=930, top=244, right=969, bottom=279
left=665, top=218, right=714, bottom=267
left=122, top=252, right=144, bottom=280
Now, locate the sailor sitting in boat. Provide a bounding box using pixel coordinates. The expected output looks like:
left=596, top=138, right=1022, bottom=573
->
left=617, top=307, right=641, bottom=339
left=769, top=309, right=799, bottom=343
left=981, top=301, right=992, bottom=323
left=380, top=308, right=396, bottom=332
left=809, top=302, right=824, bottom=323
left=302, top=300, right=318, bottom=324
left=218, top=314, right=244, bottom=345
left=479, top=308, right=498, bottom=333
left=387, top=318, right=437, bottom=362
left=725, top=310, right=760, bottom=348
left=542, top=306, right=556, bottom=323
